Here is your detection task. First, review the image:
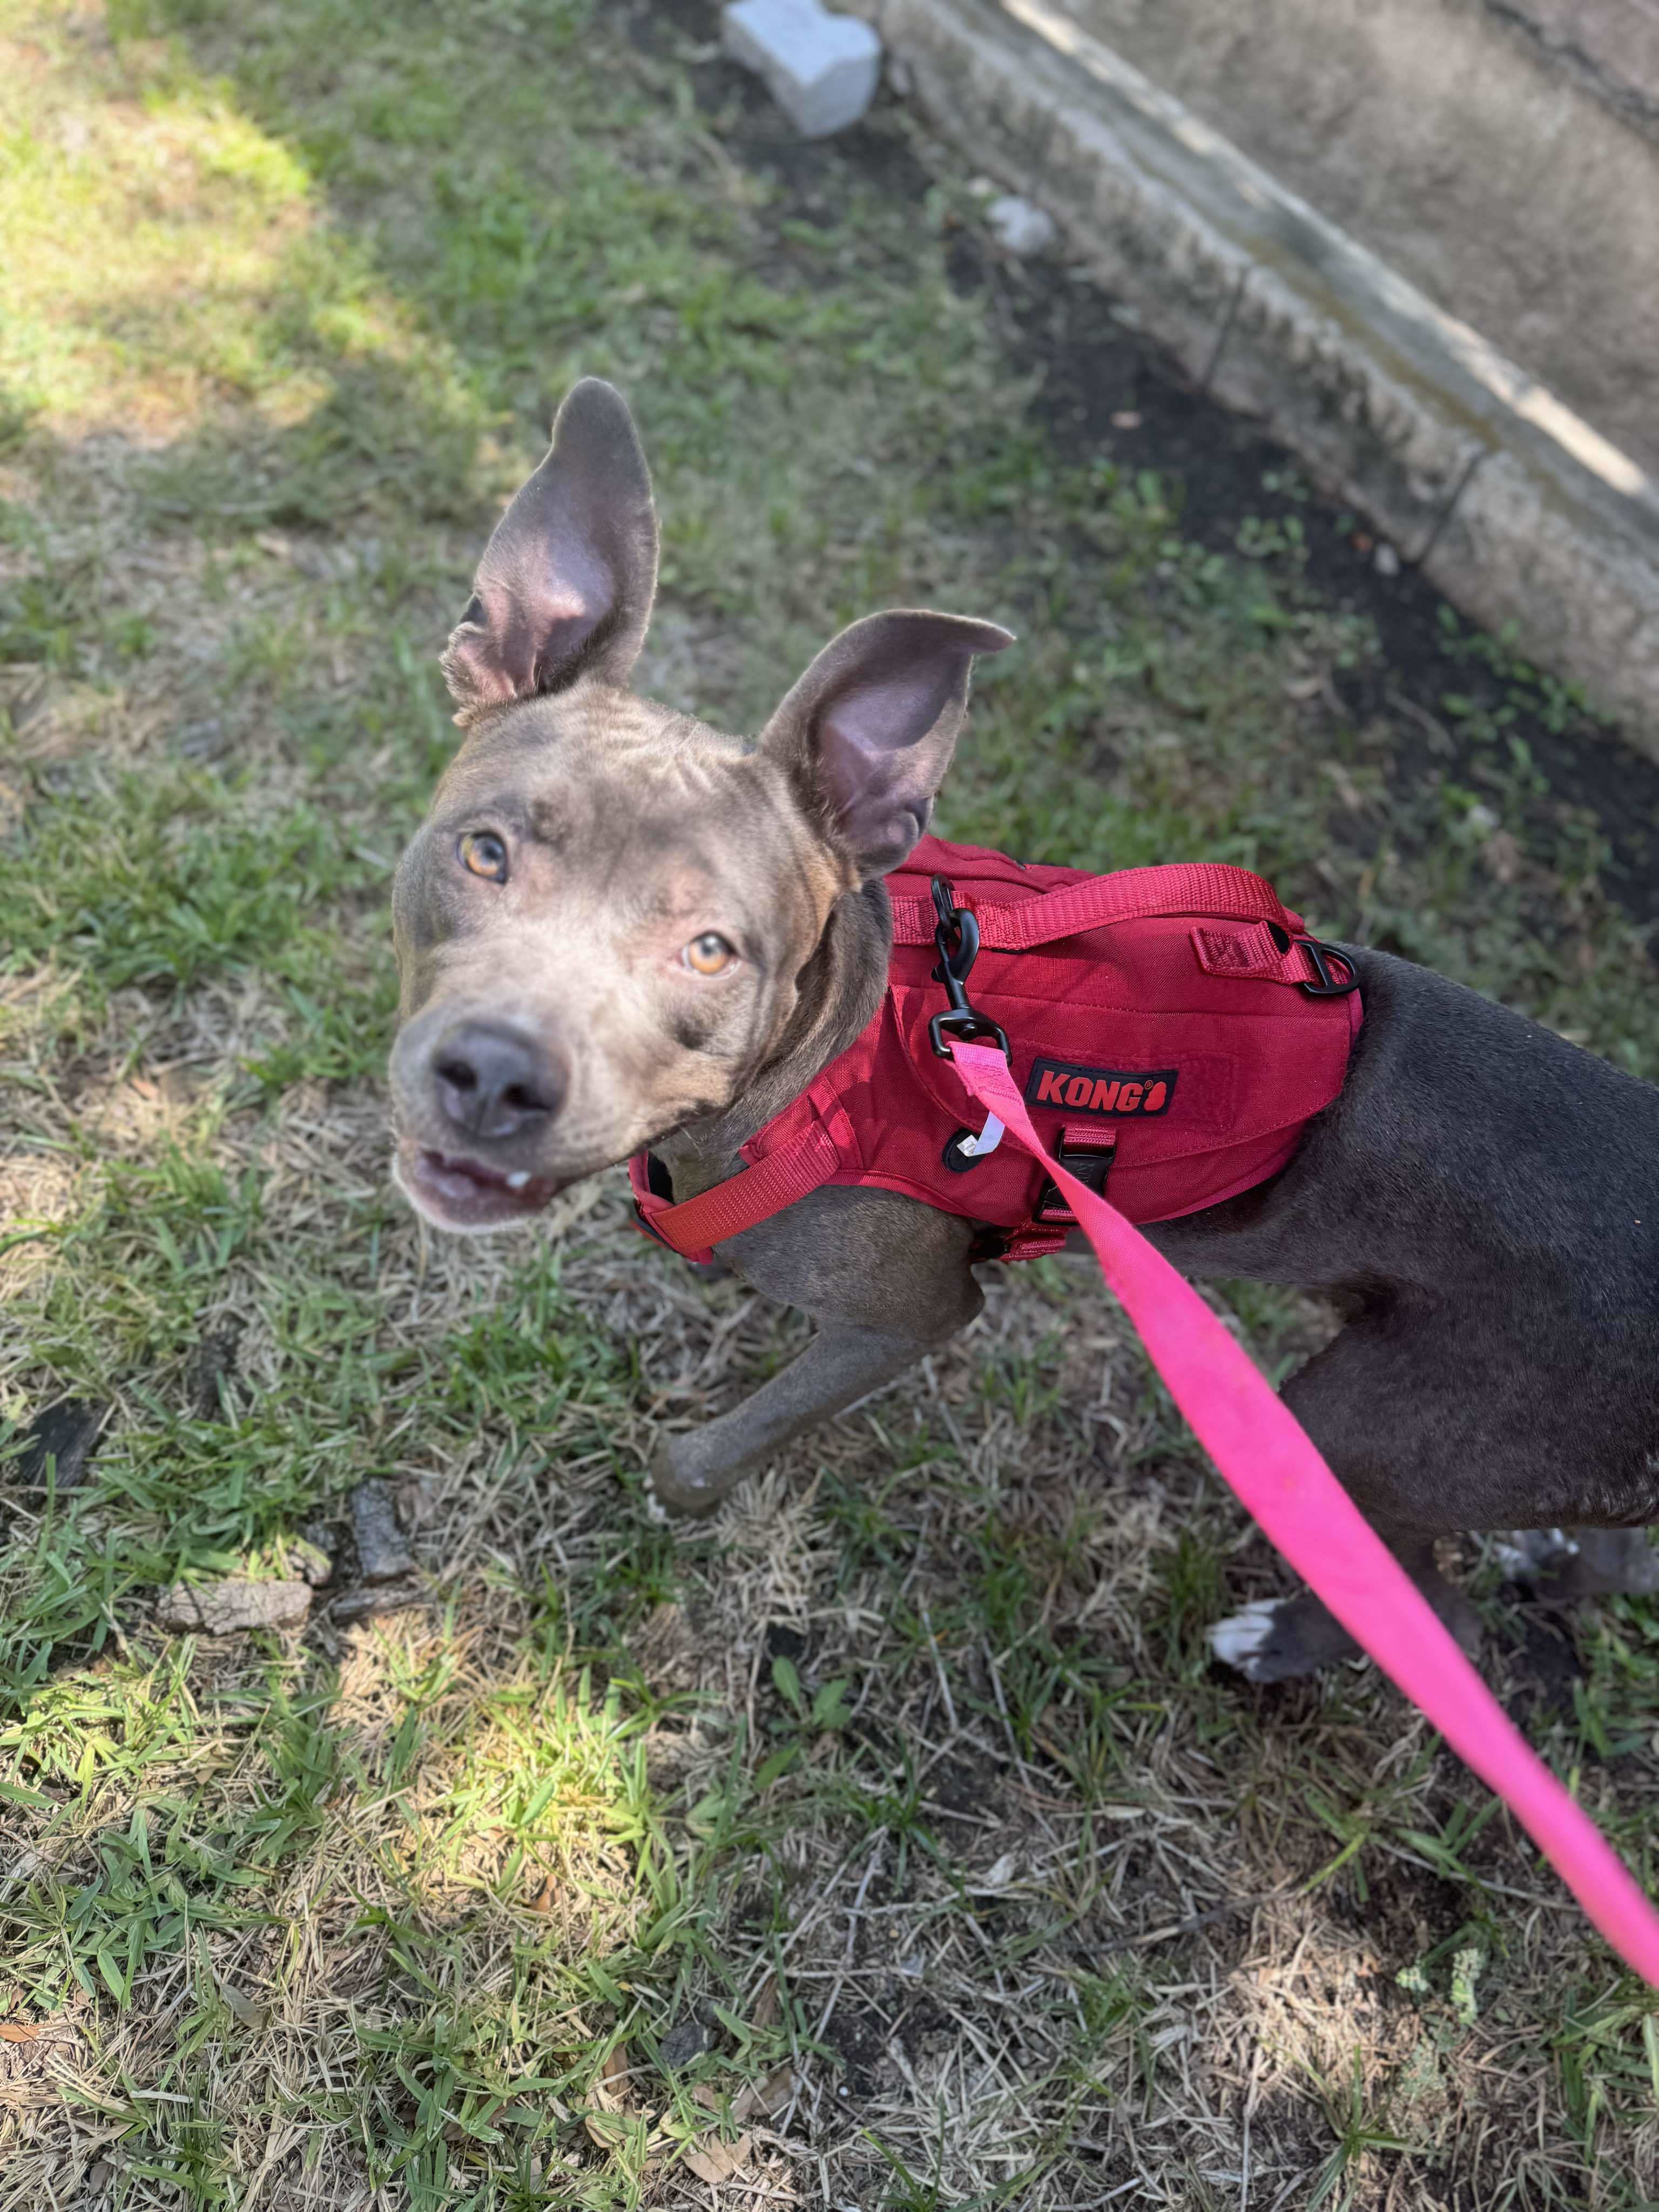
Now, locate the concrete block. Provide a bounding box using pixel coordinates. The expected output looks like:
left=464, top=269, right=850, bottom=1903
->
left=159, top=1579, right=313, bottom=1635
left=866, top=0, right=1659, bottom=743
left=722, top=0, right=882, bottom=138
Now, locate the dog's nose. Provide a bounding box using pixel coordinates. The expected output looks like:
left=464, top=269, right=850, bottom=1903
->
left=431, top=1022, right=564, bottom=1142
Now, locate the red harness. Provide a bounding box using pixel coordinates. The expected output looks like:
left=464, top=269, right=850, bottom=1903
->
left=630, top=835, right=1363, bottom=1265
left=625, top=834, right=1659, bottom=1983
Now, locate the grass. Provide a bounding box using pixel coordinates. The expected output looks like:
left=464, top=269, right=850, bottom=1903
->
left=3, top=0, right=1659, bottom=2203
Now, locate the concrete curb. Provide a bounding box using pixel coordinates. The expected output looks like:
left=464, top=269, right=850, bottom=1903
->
left=858, top=0, right=1659, bottom=751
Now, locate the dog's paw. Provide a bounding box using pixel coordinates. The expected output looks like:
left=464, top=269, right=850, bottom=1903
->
left=1488, top=1527, right=1577, bottom=1581
left=1508, top=1527, right=1659, bottom=1603
left=646, top=1438, right=732, bottom=1521
left=1208, top=1593, right=1361, bottom=1682
left=1206, top=1600, right=1280, bottom=1680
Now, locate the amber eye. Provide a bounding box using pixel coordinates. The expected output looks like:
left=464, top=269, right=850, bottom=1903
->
left=458, top=831, right=508, bottom=882
left=683, top=932, right=736, bottom=976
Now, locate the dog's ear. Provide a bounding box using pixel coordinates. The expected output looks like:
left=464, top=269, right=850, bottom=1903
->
left=440, top=379, right=658, bottom=720
left=762, top=610, right=1013, bottom=878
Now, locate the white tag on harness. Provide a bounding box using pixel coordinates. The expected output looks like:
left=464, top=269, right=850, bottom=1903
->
left=956, top=1113, right=1005, bottom=1161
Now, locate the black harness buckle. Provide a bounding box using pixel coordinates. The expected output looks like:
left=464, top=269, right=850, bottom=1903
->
left=928, top=876, right=1010, bottom=1060
left=1035, top=1130, right=1117, bottom=1224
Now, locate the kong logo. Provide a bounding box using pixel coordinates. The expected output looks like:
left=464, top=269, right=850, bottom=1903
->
left=1025, top=1058, right=1178, bottom=1118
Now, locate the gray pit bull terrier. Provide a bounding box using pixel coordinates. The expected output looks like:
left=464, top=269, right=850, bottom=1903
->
left=389, top=379, right=1659, bottom=1681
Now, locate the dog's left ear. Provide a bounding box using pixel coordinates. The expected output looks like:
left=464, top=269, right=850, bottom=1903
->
left=762, top=610, right=1013, bottom=878
left=440, top=378, right=658, bottom=721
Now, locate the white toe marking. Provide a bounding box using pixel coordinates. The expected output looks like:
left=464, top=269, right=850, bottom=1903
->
left=1489, top=1527, right=1579, bottom=1580
left=1208, top=1599, right=1280, bottom=1676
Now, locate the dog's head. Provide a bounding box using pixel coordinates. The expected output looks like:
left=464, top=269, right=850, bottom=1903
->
left=389, top=379, right=1010, bottom=1231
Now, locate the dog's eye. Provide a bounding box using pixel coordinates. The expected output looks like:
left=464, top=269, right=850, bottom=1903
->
left=458, top=831, right=508, bottom=882
left=683, top=932, right=736, bottom=976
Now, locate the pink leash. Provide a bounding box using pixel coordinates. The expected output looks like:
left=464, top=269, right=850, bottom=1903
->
left=950, top=1041, right=1659, bottom=1986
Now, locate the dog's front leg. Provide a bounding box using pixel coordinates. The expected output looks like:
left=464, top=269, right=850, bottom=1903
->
left=648, top=1186, right=981, bottom=1518
left=651, top=1321, right=941, bottom=1516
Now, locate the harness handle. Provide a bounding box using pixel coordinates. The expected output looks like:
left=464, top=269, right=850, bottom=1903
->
left=892, top=858, right=1301, bottom=954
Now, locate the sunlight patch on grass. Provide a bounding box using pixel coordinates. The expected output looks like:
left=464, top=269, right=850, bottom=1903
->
left=0, top=1618, right=677, bottom=2203
left=0, top=0, right=474, bottom=459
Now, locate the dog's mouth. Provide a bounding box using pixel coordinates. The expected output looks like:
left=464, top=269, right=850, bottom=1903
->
left=394, top=1139, right=564, bottom=1231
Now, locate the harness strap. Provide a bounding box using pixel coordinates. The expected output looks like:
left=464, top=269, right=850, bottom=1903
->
left=947, top=1038, right=1659, bottom=1988
left=629, top=1120, right=840, bottom=1263
left=889, top=860, right=1300, bottom=953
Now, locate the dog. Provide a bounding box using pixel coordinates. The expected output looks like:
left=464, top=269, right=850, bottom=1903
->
left=388, top=377, right=1659, bottom=1682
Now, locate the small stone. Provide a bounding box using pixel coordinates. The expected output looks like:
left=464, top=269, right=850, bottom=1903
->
left=1374, top=541, right=1401, bottom=578
left=159, top=1580, right=312, bottom=1635
left=657, top=2015, right=714, bottom=2071
left=331, top=1580, right=422, bottom=1626
left=12, top=1401, right=106, bottom=1491
left=188, top=1325, right=241, bottom=1419
left=987, top=194, right=1057, bottom=255
left=351, top=1479, right=414, bottom=1583
left=722, top=0, right=882, bottom=138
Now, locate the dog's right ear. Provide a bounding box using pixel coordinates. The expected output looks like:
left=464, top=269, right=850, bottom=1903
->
left=440, top=379, right=658, bottom=722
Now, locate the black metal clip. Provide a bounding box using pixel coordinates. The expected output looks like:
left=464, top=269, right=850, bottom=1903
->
left=928, top=876, right=1010, bottom=1060
left=1294, top=938, right=1361, bottom=998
